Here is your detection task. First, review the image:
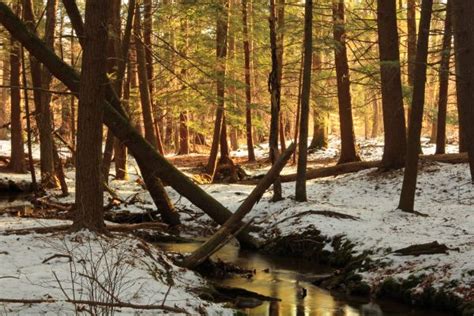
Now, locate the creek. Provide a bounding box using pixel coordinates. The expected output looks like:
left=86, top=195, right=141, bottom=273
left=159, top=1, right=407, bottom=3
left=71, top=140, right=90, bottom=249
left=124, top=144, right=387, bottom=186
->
left=159, top=241, right=450, bottom=316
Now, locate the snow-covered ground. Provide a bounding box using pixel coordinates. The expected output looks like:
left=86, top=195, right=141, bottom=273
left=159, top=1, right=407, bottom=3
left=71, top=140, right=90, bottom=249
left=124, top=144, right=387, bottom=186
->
left=0, top=218, right=231, bottom=315
left=0, top=136, right=472, bottom=311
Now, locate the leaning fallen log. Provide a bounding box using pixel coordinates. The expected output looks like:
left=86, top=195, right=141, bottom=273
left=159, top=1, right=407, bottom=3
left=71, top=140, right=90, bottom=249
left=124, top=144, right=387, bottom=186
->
left=0, top=4, right=258, bottom=249
left=181, top=143, right=296, bottom=269
left=240, top=153, right=469, bottom=185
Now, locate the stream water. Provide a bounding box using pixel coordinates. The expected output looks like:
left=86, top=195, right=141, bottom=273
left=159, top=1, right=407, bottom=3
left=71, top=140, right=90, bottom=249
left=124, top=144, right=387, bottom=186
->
left=159, top=242, right=450, bottom=316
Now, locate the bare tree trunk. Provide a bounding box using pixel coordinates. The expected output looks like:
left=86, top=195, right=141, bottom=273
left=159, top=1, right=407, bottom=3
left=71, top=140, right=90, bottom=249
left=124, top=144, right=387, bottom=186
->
left=206, top=0, right=229, bottom=177
left=407, top=0, right=417, bottom=119
left=20, top=46, right=36, bottom=188
left=376, top=0, right=407, bottom=169
left=295, top=0, right=312, bottom=202
left=333, top=0, right=359, bottom=164
left=309, top=51, right=327, bottom=150
left=178, top=111, right=189, bottom=155
left=38, top=0, right=58, bottom=188
left=114, top=0, right=135, bottom=180
left=292, top=50, right=304, bottom=163
left=72, top=0, right=108, bottom=232
left=134, top=4, right=159, bottom=151
left=8, top=8, right=25, bottom=174
left=143, top=0, right=165, bottom=153
left=398, top=0, right=433, bottom=212
left=371, top=93, right=379, bottom=138
left=241, top=0, right=255, bottom=161
left=451, top=0, right=474, bottom=180
left=0, top=48, right=8, bottom=140
left=268, top=0, right=283, bottom=201
left=435, top=0, right=452, bottom=155
left=23, top=0, right=58, bottom=186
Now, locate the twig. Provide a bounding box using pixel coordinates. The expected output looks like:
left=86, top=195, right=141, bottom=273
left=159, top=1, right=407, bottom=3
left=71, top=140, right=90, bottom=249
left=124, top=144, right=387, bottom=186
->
left=42, top=254, right=72, bottom=264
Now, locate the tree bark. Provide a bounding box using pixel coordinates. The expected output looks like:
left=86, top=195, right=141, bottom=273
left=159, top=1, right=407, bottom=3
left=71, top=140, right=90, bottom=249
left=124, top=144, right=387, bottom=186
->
left=309, top=52, right=328, bottom=150
left=8, top=7, right=25, bottom=174
left=0, top=3, right=260, bottom=247
left=23, top=0, right=58, bottom=187
left=72, top=0, right=109, bottom=232
left=241, top=0, right=255, bottom=162
left=206, top=0, right=229, bottom=177
left=435, top=0, right=452, bottom=155
left=332, top=0, right=360, bottom=164
left=376, top=0, right=407, bottom=169
left=134, top=4, right=159, bottom=152
left=268, top=0, right=283, bottom=201
left=295, top=0, right=313, bottom=202
left=398, top=0, right=433, bottom=212
left=451, top=0, right=474, bottom=180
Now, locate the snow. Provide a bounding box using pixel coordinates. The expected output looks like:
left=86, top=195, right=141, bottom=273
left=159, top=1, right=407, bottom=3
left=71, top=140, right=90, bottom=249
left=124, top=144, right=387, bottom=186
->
left=0, top=136, right=472, bottom=312
left=195, top=164, right=473, bottom=299
left=0, top=218, right=232, bottom=315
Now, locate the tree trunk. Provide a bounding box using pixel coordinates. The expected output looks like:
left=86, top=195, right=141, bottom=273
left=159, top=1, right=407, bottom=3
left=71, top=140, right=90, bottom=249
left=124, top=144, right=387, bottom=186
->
left=8, top=11, right=25, bottom=174
left=371, top=93, right=379, bottom=138
left=241, top=0, right=255, bottom=162
left=206, top=0, right=229, bottom=177
left=407, top=0, right=417, bottom=116
left=333, top=0, right=360, bottom=164
left=0, top=2, right=261, bottom=247
left=0, top=48, right=8, bottom=141
left=451, top=0, right=474, bottom=180
left=134, top=4, right=159, bottom=151
left=376, top=0, right=407, bottom=169
left=268, top=0, right=283, bottom=201
left=23, top=0, right=58, bottom=187
left=20, top=46, right=36, bottom=188
left=72, top=0, right=108, bottom=232
left=398, top=0, right=433, bottom=212
left=295, top=0, right=313, bottom=202
left=177, top=111, right=189, bottom=155
left=309, top=51, right=327, bottom=150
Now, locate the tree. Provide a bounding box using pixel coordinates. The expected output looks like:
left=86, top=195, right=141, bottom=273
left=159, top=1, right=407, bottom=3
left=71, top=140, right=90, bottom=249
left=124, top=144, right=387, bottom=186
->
left=134, top=3, right=160, bottom=152
left=435, top=0, right=452, bottom=155
left=72, top=0, right=109, bottom=232
left=22, top=0, right=58, bottom=187
left=268, top=0, right=283, bottom=201
left=241, top=0, right=255, bottom=162
left=295, top=0, right=313, bottom=202
left=332, top=0, right=359, bottom=164
left=206, top=0, right=230, bottom=178
left=398, top=0, right=433, bottom=212
left=376, top=0, right=407, bottom=170
left=451, top=0, right=474, bottom=181
left=8, top=5, right=25, bottom=173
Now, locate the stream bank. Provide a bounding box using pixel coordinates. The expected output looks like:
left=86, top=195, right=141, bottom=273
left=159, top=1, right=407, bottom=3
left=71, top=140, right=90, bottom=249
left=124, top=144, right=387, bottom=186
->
left=158, top=240, right=459, bottom=315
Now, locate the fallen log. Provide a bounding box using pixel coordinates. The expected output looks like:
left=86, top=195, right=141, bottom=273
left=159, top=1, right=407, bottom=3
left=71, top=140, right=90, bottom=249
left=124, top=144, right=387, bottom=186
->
left=0, top=298, right=187, bottom=313
left=181, top=143, right=295, bottom=269
left=0, top=179, right=34, bottom=194
left=394, top=241, right=450, bottom=256
left=2, top=222, right=168, bottom=235
left=0, top=4, right=258, bottom=248
left=240, top=153, right=469, bottom=185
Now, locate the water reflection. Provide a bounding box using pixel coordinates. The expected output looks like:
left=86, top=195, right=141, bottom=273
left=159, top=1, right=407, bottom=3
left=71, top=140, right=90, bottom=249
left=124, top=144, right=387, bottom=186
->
left=159, top=242, right=445, bottom=316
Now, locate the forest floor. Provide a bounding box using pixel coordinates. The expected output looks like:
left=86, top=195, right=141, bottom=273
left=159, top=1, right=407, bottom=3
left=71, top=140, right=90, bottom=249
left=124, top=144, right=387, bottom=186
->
left=0, top=137, right=472, bottom=314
